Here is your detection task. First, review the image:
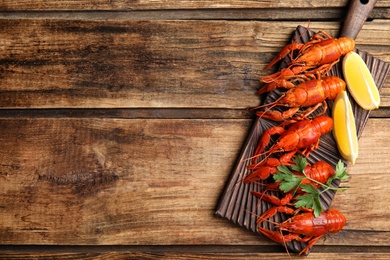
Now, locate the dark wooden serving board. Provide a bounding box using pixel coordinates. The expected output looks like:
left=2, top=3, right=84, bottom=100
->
left=215, top=25, right=390, bottom=254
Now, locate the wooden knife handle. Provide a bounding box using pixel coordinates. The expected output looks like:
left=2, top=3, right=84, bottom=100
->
left=339, top=0, right=377, bottom=39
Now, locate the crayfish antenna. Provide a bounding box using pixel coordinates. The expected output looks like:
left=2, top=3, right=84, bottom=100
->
left=256, top=104, right=278, bottom=119
left=245, top=94, right=282, bottom=115
left=246, top=149, right=277, bottom=169
left=280, top=229, right=293, bottom=260
left=260, top=71, right=282, bottom=83
left=242, top=149, right=271, bottom=163
left=264, top=21, right=310, bottom=71
left=296, top=21, right=310, bottom=43
left=248, top=94, right=285, bottom=113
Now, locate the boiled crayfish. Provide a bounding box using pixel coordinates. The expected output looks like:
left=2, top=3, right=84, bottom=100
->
left=245, top=155, right=334, bottom=185
left=250, top=161, right=335, bottom=207
left=257, top=207, right=346, bottom=255
left=258, top=30, right=354, bottom=94
left=244, top=151, right=296, bottom=183
left=256, top=76, right=346, bottom=121
left=252, top=115, right=333, bottom=164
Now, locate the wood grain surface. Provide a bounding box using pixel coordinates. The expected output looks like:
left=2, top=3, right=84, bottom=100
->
left=0, top=20, right=388, bottom=109
left=0, top=0, right=389, bottom=258
left=1, top=118, right=390, bottom=245
left=1, top=0, right=390, bottom=10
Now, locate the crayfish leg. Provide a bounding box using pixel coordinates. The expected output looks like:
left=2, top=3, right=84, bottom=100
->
left=257, top=82, right=278, bottom=95
left=256, top=206, right=296, bottom=224
left=299, top=235, right=324, bottom=256
left=295, top=102, right=326, bottom=120
left=258, top=227, right=300, bottom=244
left=301, top=139, right=320, bottom=157
left=252, top=191, right=293, bottom=206
left=265, top=42, right=304, bottom=70
left=245, top=152, right=295, bottom=183
left=258, top=107, right=300, bottom=122
left=243, top=166, right=277, bottom=183
left=311, top=30, right=332, bottom=42
left=279, top=151, right=296, bottom=165
left=253, top=126, right=285, bottom=163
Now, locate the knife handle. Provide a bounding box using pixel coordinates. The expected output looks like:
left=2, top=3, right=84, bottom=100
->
left=339, top=0, right=377, bottom=39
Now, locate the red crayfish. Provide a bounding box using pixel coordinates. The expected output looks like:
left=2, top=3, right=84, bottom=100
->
left=255, top=76, right=346, bottom=121
left=258, top=30, right=354, bottom=94
left=245, top=155, right=334, bottom=186
left=252, top=162, right=334, bottom=208
left=257, top=207, right=346, bottom=255
left=252, top=115, right=333, bottom=164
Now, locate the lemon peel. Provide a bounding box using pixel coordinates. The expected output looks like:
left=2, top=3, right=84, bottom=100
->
left=332, top=91, right=359, bottom=165
left=342, top=51, right=380, bottom=110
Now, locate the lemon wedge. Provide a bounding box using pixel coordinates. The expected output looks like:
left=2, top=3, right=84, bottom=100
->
left=342, top=51, right=380, bottom=110
left=332, top=91, right=358, bottom=164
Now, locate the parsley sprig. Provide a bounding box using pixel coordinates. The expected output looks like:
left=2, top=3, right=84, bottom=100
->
left=273, top=156, right=350, bottom=217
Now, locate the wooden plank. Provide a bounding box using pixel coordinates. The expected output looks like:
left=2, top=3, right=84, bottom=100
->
left=0, top=0, right=390, bottom=11
left=0, top=8, right=389, bottom=20
left=0, top=20, right=389, bottom=109
left=331, top=120, right=390, bottom=231
left=1, top=251, right=390, bottom=260
left=0, top=118, right=390, bottom=245
left=0, top=108, right=253, bottom=120
left=0, top=118, right=253, bottom=245
left=0, top=107, right=387, bottom=120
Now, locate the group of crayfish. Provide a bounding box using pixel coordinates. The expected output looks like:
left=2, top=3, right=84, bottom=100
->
left=243, top=29, right=355, bottom=256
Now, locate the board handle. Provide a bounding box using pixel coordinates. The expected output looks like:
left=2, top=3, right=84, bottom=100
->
left=339, top=0, right=377, bottom=39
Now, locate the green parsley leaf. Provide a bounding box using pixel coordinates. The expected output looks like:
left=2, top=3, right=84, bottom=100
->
left=273, top=171, right=286, bottom=183
left=270, top=157, right=349, bottom=217
left=300, top=183, right=318, bottom=194
left=279, top=175, right=302, bottom=194
left=294, top=184, right=322, bottom=217
left=274, top=165, right=303, bottom=193
left=326, top=160, right=350, bottom=185
left=276, top=165, right=293, bottom=176
left=335, top=160, right=350, bottom=181
left=290, top=155, right=307, bottom=173
left=273, top=165, right=291, bottom=182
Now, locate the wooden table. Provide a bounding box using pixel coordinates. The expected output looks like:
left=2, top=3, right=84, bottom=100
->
left=0, top=1, right=389, bottom=259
